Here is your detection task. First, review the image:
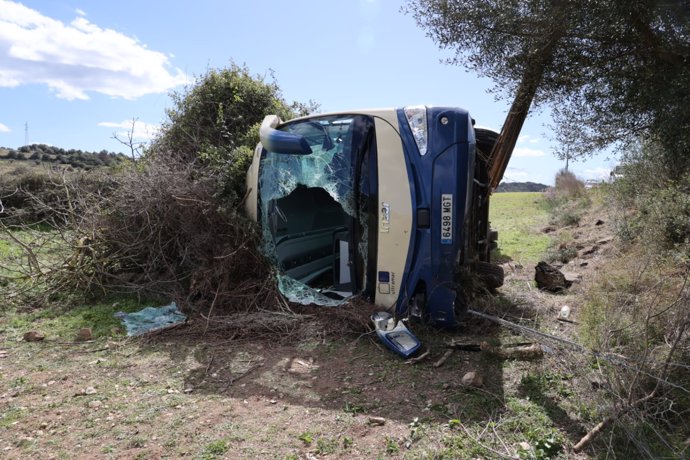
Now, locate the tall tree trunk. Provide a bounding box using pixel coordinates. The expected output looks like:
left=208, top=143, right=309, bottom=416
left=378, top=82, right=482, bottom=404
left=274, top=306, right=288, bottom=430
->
left=487, top=5, right=567, bottom=189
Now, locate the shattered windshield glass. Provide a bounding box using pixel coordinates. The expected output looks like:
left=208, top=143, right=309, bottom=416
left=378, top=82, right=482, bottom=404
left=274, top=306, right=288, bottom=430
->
left=258, top=115, right=372, bottom=305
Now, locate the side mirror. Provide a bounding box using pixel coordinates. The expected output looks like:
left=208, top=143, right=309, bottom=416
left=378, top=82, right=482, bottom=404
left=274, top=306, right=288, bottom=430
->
left=259, top=115, right=312, bottom=155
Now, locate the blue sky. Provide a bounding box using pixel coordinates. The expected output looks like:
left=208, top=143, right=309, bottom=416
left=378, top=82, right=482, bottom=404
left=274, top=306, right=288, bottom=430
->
left=0, top=0, right=616, bottom=184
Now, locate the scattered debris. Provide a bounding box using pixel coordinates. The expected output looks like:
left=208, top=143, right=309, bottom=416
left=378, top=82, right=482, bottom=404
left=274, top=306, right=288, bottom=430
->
left=368, top=416, right=386, bottom=426
left=23, top=331, right=45, bottom=342
left=446, top=340, right=482, bottom=352
left=535, top=261, right=572, bottom=291
left=556, top=317, right=578, bottom=324
left=461, top=371, right=484, bottom=388
left=371, top=311, right=421, bottom=358
left=404, top=350, right=430, bottom=365
left=287, top=358, right=319, bottom=374
left=114, top=302, right=186, bottom=336
left=480, top=341, right=544, bottom=360
left=558, top=305, right=571, bottom=320
left=433, top=349, right=454, bottom=368
left=75, top=327, right=93, bottom=342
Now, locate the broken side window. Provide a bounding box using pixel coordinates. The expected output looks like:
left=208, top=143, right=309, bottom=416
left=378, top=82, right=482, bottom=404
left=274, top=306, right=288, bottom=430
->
left=258, top=115, right=374, bottom=306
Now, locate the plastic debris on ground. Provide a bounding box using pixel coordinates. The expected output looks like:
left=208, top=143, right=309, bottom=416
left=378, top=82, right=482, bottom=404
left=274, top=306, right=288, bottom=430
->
left=115, top=302, right=186, bottom=336
left=371, top=311, right=422, bottom=358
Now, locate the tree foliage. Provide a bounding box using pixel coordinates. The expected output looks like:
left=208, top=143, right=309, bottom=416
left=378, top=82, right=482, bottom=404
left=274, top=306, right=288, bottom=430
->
left=150, top=63, right=317, bottom=204
left=407, top=0, right=690, bottom=172
left=152, top=63, right=315, bottom=162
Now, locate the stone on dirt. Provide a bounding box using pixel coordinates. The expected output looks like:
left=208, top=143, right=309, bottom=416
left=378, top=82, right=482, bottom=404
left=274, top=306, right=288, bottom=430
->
left=75, top=327, right=93, bottom=342
left=23, top=331, right=45, bottom=342
left=368, top=416, right=386, bottom=426
left=461, top=371, right=484, bottom=388
left=535, top=261, right=572, bottom=291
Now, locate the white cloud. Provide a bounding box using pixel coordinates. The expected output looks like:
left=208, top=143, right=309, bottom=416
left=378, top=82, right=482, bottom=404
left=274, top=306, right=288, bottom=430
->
left=0, top=122, right=10, bottom=133
left=513, top=147, right=546, bottom=157
left=0, top=1, right=187, bottom=100
left=75, top=8, right=86, bottom=17
left=503, top=167, right=529, bottom=180
left=98, top=120, right=160, bottom=141
left=518, top=134, right=541, bottom=145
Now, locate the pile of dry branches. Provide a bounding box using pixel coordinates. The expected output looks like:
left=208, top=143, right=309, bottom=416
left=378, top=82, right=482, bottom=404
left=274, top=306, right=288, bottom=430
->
left=0, top=158, right=276, bottom=311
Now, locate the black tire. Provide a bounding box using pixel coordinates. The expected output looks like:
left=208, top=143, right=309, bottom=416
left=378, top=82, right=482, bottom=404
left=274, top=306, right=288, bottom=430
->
left=477, top=261, right=504, bottom=289
left=475, top=128, right=499, bottom=160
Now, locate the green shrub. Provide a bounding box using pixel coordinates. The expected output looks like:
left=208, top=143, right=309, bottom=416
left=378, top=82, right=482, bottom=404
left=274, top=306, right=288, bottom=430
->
left=611, top=140, right=690, bottom=257
left=543, top=170, right=590, bottom=227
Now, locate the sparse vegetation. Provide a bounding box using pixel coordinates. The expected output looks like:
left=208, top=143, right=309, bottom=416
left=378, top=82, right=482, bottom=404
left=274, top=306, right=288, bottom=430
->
left=543, top=170, right=590, bottom=227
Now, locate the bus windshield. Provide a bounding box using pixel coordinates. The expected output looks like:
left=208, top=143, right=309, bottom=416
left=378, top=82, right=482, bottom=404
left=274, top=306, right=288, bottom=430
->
left=258, top=114, right=373, bottom=305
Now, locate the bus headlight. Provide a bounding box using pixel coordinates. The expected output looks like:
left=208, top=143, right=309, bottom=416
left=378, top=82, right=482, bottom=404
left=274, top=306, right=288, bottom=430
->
left=403, top=105, right=428, bottom=156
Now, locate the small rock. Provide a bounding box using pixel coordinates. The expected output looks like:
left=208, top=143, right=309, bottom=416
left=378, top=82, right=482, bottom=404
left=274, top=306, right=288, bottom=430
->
left=85, top=387, right=97, bottom=395
left=0, top=350, right=8, bottom=358
left=39, top=422, right=48, bottom=429
left=535, top=261, right=572, bottom=292
left=558, top=305, right=571, bottom=320
left=23, top=331, right=45, bottom=342
left=368, top=416, right=386, bottom=426
left=561, top=272, right=582, bottom=284
left=75, top=328, right=93, bottom=342
left=541, top=226, right=556, bottom=234
left=461, top=371, right=483, bottom=388
left=269, top=399, right=277, bottom=404
left=88, top=400, right=102, bottom=409
left=594, top=219, right=605, bottom=226
left=518, top=441, right=532, bottom=451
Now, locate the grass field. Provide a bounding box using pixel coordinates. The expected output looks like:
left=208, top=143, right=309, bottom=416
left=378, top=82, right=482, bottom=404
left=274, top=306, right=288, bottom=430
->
left=490, top=192, right=552, bottom=264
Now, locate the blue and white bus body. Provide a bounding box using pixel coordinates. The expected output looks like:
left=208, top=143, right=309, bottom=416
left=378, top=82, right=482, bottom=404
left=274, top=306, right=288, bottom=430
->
left=245, top=106, right=496, bottom=328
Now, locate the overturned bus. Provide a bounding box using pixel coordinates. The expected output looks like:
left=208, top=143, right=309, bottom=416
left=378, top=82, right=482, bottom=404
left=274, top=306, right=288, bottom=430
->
left=245, top=106, right=503, bottom=328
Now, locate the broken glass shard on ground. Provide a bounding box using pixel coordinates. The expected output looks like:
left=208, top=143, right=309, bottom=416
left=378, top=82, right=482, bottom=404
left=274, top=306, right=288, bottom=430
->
left=115, top=302, right=186, bottom=336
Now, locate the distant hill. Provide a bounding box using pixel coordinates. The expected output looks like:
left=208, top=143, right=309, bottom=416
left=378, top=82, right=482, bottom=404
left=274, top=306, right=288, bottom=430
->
left=0, top=144, right=127, bottom=171
left=496, top=181, right=548, bottom=192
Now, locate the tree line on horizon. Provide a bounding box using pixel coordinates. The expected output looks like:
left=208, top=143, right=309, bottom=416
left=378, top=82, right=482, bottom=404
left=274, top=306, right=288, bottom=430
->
left=0, top=143, right=127, bottom=169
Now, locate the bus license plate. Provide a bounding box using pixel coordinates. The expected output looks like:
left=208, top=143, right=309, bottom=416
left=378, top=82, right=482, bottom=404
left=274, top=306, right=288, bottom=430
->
left=441, top=194, right=453, bottom=245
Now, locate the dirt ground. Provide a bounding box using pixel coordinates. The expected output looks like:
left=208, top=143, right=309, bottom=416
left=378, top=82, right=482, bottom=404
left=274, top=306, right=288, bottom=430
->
left=0, top=208, right=618, bottom=459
